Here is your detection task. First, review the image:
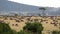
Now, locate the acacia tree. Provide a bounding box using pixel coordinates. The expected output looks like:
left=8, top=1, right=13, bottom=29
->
left=39, top=7, right=46, bottom=16
left=14, top=13, right=19, bottom=17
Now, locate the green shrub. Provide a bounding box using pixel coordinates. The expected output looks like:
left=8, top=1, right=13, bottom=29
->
left=0, top=22, right=17, bottom=34
left=0, top=23, right=11, bottom=33
left=52, top=30, right=60, bottom=34
left=18, top=30, right=33, bottom=34
left=23, top=22, right=43, bottom=34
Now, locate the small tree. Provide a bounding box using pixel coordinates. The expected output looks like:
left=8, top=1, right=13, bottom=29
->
left=39, top=7, right=46, bottom=16
left=15, top=14, right=18, bottom=16
left=23, top=22, right=43, bottom=34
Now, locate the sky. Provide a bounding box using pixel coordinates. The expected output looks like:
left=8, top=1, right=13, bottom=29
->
left=8, top=0, right=60, bottom=8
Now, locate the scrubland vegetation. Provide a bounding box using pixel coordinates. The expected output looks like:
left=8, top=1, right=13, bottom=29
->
left=0, top=21, right=44, bottom=34
left=0, top=21, right=60, bottom=34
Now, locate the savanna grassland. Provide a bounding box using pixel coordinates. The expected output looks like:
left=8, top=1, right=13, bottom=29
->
left=0, top=16, right=60, bottom=34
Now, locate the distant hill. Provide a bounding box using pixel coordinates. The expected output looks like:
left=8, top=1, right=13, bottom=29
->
left=0, top=0, right=60, bottom=16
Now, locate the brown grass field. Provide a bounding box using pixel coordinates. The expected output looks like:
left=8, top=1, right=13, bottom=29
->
left=0, top=16, right=60, bottom=34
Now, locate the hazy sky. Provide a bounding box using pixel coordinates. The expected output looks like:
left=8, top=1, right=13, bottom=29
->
left=8, top=0, right=60, bottom=8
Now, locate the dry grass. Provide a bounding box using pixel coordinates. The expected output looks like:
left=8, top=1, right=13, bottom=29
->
left=0, top=16, right=60, bottom=34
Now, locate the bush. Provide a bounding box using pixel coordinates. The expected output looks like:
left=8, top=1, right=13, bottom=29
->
left=0, top=23, right=11, bottom=33
left=52, top=30, right=60, bottom=34
left=23, top=22, right=43, bottom=34
left=18, top=30, right=33, bottom=34
left=0, top=22, right=17, bottom=34
left=0, top=21, right=43, bottom=34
